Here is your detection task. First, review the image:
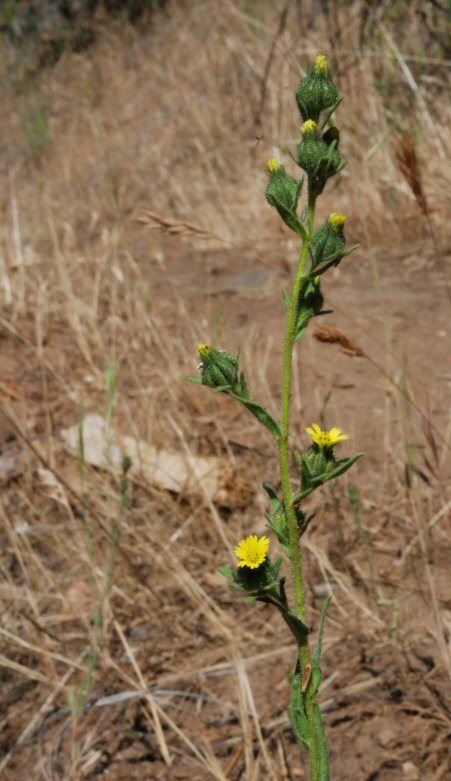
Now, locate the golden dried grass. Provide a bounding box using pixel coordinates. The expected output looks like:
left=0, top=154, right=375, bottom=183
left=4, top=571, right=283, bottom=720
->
left=0, top=2, right=450, bottom=779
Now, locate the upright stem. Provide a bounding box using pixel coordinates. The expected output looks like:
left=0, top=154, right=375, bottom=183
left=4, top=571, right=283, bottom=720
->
left=279, top=246, right=309, bottom=619
left=279, top=195, right=315, bottom=625
left=279, top=195, right=320, bottom=776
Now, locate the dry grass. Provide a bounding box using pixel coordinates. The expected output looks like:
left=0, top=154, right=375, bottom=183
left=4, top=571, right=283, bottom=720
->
left=0, top=2, right=450, bottom=780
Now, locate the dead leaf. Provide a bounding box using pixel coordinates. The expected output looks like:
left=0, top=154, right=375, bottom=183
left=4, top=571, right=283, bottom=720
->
left=0, top=443, right=29, bottom=483
left=37, top=468, right=71, bottom=510
left=60, top=414, right=231, bottom=499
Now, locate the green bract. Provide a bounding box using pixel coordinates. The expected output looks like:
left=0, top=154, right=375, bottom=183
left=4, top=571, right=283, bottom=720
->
left=198, top=344, right=238, bottom=389
left=295, top=446, right=364, bottom=503
left=311, top=215, right=346, bottom=271
left=298, top=444, right=336, bottom=486
left=220, top=555, right=281, bottom=592
left=265, top=162, right=305, bottom=237
left=296, top=131, right=343, bottom=197
left=284, top=276, right=325, bottom=342
left=189, top=344, right=282, bottom=439
left=296, top=56, right=340, bottom=122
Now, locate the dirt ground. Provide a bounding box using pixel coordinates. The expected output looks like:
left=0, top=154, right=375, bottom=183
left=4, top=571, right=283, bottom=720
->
left=1, top=230, right=450, bottom=780
left=0, top=2, right=450, bottom=780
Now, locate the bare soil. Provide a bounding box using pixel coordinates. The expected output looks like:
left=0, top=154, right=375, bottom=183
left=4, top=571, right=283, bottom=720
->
left=0, top=230, right=450, bottom=781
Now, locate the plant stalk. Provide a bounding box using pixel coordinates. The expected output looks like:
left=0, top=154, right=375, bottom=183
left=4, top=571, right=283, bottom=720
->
left=279, top=195, right=323, bottom=777
left=279, top=195, right=315, bottom=622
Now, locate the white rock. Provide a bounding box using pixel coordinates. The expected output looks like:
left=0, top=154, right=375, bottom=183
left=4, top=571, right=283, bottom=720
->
left=61, top=414, right=228, bottom=498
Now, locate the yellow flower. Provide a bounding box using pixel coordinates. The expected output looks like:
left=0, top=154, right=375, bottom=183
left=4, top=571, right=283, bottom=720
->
left=315, top=54, right=329, bottom=72
left=235, top=535, right=270, bottom=569
left=268, top=158, right=282, bottom=172
left=306, top=423, right=349, bottom=449
left=328, top=212, right=347, bottom=228
left=301, top=119, right=317, bottom=135
left=198, top=343, right=211, bottom=356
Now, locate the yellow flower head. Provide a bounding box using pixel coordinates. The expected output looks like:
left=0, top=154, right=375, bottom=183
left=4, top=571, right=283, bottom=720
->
left=315, top=54, right=329, bottom=72
left=198, top=343, right=211, bottom=357
left=306, top=423, right=349, bottom=449
left=328, top=212, right=347, bottom=228
left=268, top=158, right=283, bottom=173
left=302, top=119, right=317, bottom=135
left=235, top=534, right=270, bottom=569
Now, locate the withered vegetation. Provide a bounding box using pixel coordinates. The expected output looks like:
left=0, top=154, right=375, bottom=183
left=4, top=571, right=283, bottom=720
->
left=0, top=3, right=450, bottom=780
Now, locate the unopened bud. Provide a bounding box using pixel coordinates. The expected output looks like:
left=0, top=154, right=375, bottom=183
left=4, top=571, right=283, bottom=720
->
left=268, top=158, right=283, bottom=172
left=311, top=214, right=347, bottom=270
left=328, top=213, right=347, bottom=228
left=197, top=344, right=239, bottom=389
left=315, top=54, right=329, bottom=72
left=296, top=54, right=340, bottom=122
left=302, top=119, right=317, bottom=136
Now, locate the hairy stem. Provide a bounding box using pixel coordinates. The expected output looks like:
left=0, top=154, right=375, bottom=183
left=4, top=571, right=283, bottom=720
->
left=279, top=195, right=322, bottom=776
left=279, top=195, right=315, bottom=620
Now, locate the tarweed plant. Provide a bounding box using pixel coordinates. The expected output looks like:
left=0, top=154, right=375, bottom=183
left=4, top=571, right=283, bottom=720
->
left=189, top=55, right=363, bottom=780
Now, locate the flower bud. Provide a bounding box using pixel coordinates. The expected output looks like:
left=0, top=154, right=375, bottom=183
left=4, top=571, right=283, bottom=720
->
left=298, top=446, right=333, bottom=488
left=301, top=275, right=323, bottom=315
left=301, top=119, right=317, bottom=136
left=293, top=276, right=324, bottom=340
left=296, top=128, right=325, bottom=176
left=198, top=344, right=239, bottom=389
left=311, top=213, right=347, bottom=270
left=299, top=423, right=349, bottom=484
left=296, top=54, right=340, bottom=122
left=296, top=121, right=342, bottom=191
left=266, top=159, right=304, bottom=236
left=267, top=157, right=283, bottom=172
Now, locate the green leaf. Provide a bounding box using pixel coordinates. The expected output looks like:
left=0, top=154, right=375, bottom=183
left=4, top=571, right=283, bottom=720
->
left=263, top=482, right=278, bottom=502
left=298, top=509, right=315, bottom=537
left=294, top=309, right=314, bottom=343
left=311, top=595, right=332, bottom=694
left=304, top=596, right=332, bottom=778
left=285, top=276, right=324, bottom=344
left=290, top=669, right=310, bottom=750
left=313, top=243, right=360, bottom=276
left=271, top=556, right=283, bottom=580
left=275, top=203, right=307, bottom=238
left=288, top=601, right=331, bottom=777
left=312, top=702, right=331, bottom=781
left=266, top=171, right=306, bottom=238
left=266, top=173, right=307, bottom=238
left=192, top=350, right=281, bottom=440
left=322, top=452, right=364, bottom=483
left=283, top=608, right=310, bottom=642
left=218, top=566, right=235, bottom=582
left=292, top=485, right=316, bottom=504
left=211, top=384, right=233, bottom=393
left=252, top=579, right=310, bottom=643
left=228, top=392, right=281, bottom=440
left=257, top=596, right=309, bottom=640
left=264, top=484, right=291, bottom=555
left=318, top=96, right=343, bottom=133
left=293, top=452, right=364, bottom=503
